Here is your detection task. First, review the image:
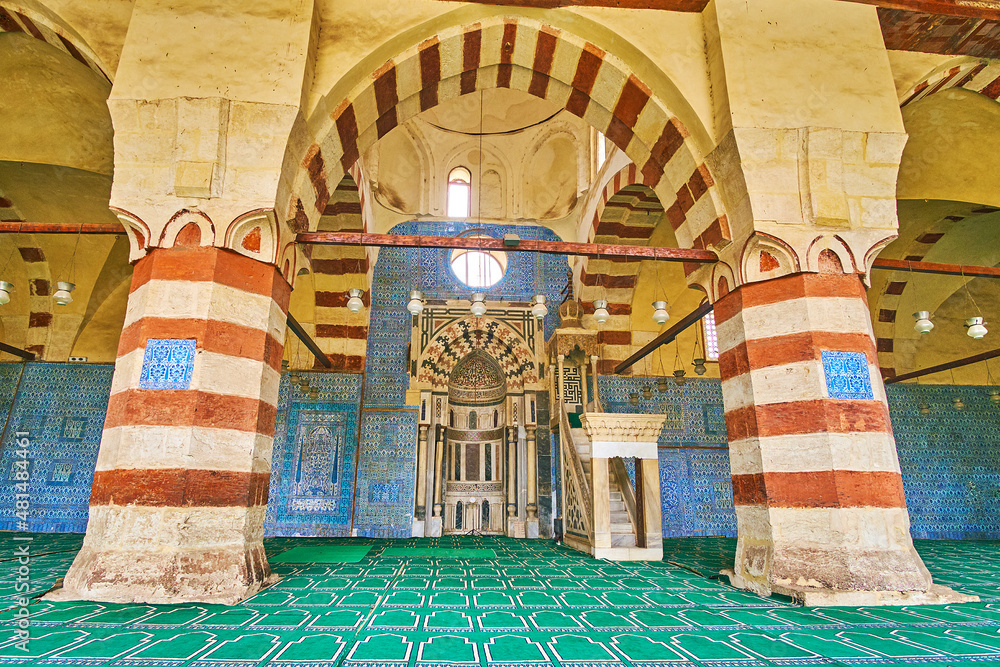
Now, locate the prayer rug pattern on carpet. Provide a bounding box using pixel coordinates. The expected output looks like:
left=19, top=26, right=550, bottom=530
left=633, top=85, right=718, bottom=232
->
left=0, top=534, right=998, bottom=665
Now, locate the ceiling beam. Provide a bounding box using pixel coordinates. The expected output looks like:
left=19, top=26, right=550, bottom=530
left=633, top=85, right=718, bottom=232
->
left=0, top=222, right=125, bottom=234
left=856, top=0, right=1000, bottom=20
left=871, top=258, right=1000, bottom=279
left=286, top=313, right=333, bottom=369
left=296, top=232, right=718, bottom=265
left=0, top=342, right=34, bottom=361
left=884, top=347, right=1000, bottom=384
left=614, top=301, right=714, bottom=375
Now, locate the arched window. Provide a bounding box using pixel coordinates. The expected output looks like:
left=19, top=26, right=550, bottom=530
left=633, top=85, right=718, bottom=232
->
left=455, top=501, right=463, bottom=529
left=482, top=499, right=490, bottom=527
left=450, top=410, right=455, bottom=427
left=447, top=167, right=472, bottom=218
left=701, top=305, right=719, bottom=361
left=595, top=131, right=607, bottom=171
left=493, top=410, right=499, bottom=428
left=468, top=411, right=477, bottom=430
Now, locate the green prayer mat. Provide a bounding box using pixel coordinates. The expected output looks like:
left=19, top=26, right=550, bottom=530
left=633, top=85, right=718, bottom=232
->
left=270, top=544, right=372, bottom=563
left=382, top=547, right=496, bottom=558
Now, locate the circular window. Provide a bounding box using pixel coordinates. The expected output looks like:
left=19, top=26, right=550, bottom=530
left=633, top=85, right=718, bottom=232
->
left=450, top=247, right=507, bottom=288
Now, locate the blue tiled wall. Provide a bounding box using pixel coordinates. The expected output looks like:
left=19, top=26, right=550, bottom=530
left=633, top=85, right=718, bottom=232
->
left=0, top=363, right=112, bottom=533
left=2, top=362, right=999, bottom=540
left=598, top=377, right=736, bottom=538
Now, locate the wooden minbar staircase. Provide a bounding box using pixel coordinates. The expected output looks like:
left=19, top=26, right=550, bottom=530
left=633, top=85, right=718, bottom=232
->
left=547, top=301, right=667, bottom=561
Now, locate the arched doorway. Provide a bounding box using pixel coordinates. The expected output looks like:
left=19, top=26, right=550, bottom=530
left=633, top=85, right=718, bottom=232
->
left=444, top=350, right=507, bottom=534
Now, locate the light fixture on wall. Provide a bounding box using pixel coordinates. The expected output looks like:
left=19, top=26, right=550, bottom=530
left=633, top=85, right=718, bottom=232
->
left=593, top=299, right=610, bottom=324
left=652, top=300, right=669, bottom=325
left=965, top=317, right=988, bottom=339
left=0, top=281, right=12, bottom=306
left=347, top=288, right=365, bottom=313
left=470, top=292, right=487, bottom=317
left=53, top=281, right=75, bottom=306
left=531, top=294, right=548, bottom=320
left=407, top=290, right=424, bottom=315
left=913, top=311, right=934, bottom=335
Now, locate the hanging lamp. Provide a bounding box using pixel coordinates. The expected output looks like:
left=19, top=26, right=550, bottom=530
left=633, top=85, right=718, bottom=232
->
left=407, top=290, right=424, bottom=315
left=53, top=281, right=75, bottom=306
left=531, top=294, right=548, bottom=320
left=593, top=299, right=610, bottom=324
left=965, top=317, right=987, bottom=339
left=470, top=292, right=487, bottom=317
left=672, top=345, right=686, bottom=386
left=912, top=311, right=934, bottom=335
left=652, top=301, right=669, bottom=325
left=692, top=336, right=707, bottom=376
left=347, top=288, right=365, bottom=313
left=0, top=281, right=12, bottom=306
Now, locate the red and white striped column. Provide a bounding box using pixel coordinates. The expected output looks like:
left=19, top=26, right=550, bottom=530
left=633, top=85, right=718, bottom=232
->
left=60, top=245, right=289, bottom=604
left=714, top=271, right=942, bottom=605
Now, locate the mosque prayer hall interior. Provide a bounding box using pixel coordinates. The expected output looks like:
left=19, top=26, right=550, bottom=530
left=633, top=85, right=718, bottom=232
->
left=2, top=0, right=1000, bottom=664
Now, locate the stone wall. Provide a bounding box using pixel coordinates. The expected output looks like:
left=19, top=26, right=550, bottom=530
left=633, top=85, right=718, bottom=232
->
left=1, top=362, right=998, bottom=539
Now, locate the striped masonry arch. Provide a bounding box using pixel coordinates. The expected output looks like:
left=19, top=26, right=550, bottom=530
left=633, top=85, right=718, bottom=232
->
left=309, top=174, right=371, bottom=372
left=900, top=59, right=1000, bottom=108
left=713, top=270, right=931, bottom=596
left=0, top=4, right=111, bottom=81
left=63, top=235, right=290, bottom=603
left=289, top=15, right=729, bottom=256
left=577, top=163, right=668, bottom=374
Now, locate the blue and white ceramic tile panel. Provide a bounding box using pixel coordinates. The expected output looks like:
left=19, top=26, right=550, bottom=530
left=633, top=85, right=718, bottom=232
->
left=598, top=377, right=736, bottom=538
left=351, top=409, right=419, bottom=538
left=822, top=349, right=875, bottom=400
left=0, top=363, right=112, bottom=533
left=887, top=382, right=1000, bottom=539
left=265, top=373, right=363, bottom=537
left=137, top=339, right=196, bottom=390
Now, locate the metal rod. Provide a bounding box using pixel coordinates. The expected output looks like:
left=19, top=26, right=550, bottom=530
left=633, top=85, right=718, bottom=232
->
left=286, top=313, right=333, bottom=369
left=884, top=347, right=1000, bottom=384
left=296, top=231, right=718, bottom=264
left=614, top=301, right=714, bottom=374
left=0, top=342, right=34, bottom=361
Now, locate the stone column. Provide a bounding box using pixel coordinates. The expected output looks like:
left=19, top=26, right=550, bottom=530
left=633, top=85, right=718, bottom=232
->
left=580, top=361, right=588, bottom=411
left=639, top=458, right=662, bottom=551
left=425, top=425, right=447, bottom=537
left=714, top=271, right=965, bottom=605
left=557, top=355, right=565, bottom=404
left=506, top=426, right=517, bottom=522
left=590, top=355, right=601, bottom=408
left=525, top=426, right=538, bottom=538
left=416, top=425, right=428, bottom=521
left=591, top=457, right=611, bottom=552
left=60, top=245, right=289, bottom=604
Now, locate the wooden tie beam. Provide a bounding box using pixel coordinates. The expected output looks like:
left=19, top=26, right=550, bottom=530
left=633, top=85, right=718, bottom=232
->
left=871, top=258, right=1000, bottom=279
left=286, top=313, right=333, bottom=369
left=0, top=342, right=34, bottom=361
left=296, top=232, right=718, bottom=264
left=614, top=301, right=714, bottom=374
left=0, top=222, right=125, bottom=234
left=884, top=347, right=1000, bottom=384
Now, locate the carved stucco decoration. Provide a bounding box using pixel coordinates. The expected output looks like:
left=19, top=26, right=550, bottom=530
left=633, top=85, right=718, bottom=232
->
left=579, top=413, right=667, bottom=460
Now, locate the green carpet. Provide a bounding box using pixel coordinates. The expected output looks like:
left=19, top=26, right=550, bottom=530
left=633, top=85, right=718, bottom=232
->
left=270, top=544, right=372, bottom=563
left=382, top=547, right=496, bottom=558
left=3, top=534, right=1000, bottom=666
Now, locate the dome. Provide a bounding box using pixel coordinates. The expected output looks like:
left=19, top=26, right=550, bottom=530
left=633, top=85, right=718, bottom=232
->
left=449, top=351, right=506, bottom=403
